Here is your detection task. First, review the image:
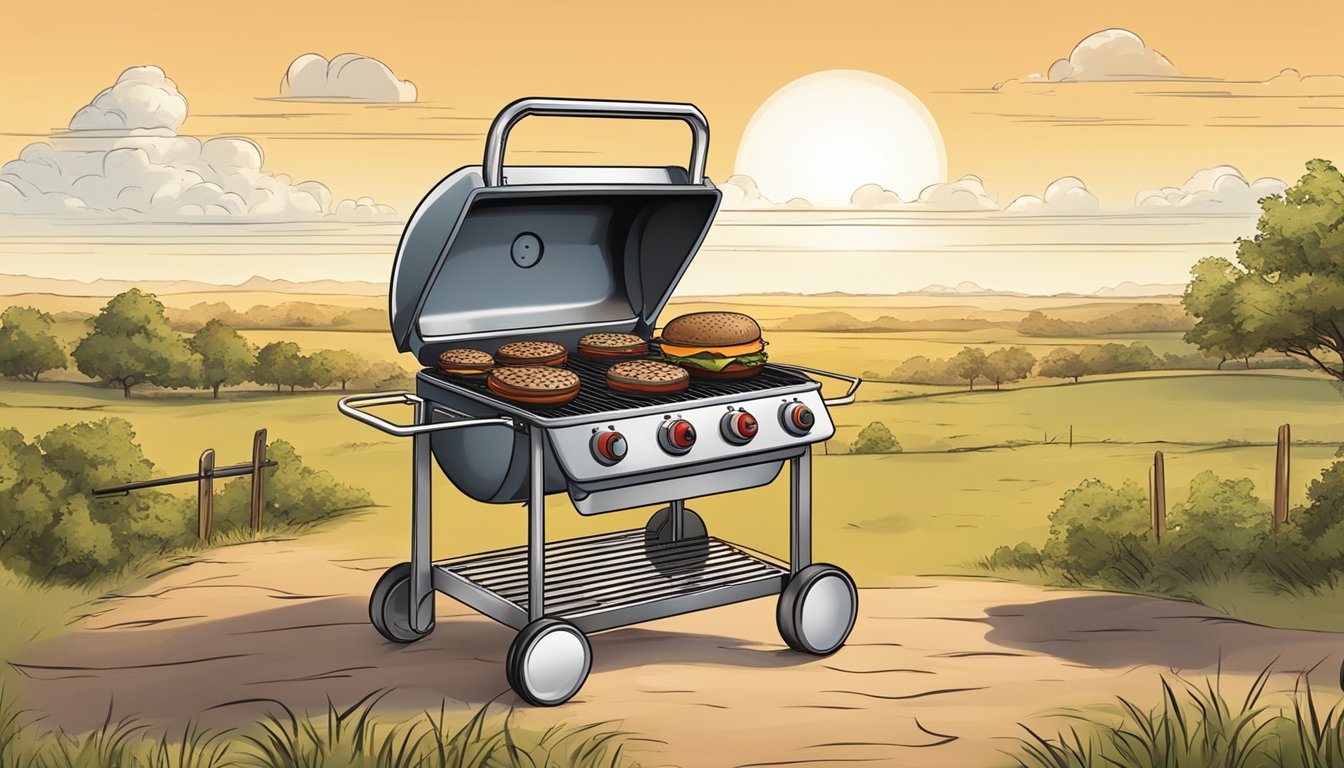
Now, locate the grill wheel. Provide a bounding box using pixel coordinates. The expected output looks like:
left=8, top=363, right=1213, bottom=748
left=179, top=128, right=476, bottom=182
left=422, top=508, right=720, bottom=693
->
left=369, top=563, right=433, bottom=643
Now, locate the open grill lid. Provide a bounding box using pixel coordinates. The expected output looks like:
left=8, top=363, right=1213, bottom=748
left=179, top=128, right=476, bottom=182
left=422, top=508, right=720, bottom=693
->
left=390, top=98, right=721, bottom=366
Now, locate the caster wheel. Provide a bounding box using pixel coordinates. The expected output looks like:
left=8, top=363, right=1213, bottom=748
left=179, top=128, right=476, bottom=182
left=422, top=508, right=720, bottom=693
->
left=777, top=563, right=858, bottom=656
left=644, top=505, right=707, bottom=544
left=506, top=618, right=592, bottom=706
left=369, top=563, right=433, bottom=643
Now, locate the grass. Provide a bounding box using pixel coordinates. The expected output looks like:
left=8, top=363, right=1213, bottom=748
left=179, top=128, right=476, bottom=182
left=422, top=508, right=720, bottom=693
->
left=1006, top=666, right=1344, bottom=768
left=0, top=687, right=635, bottom=768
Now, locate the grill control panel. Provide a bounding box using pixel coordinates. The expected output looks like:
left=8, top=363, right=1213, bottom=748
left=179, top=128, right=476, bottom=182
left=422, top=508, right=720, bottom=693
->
left=548, top=389, right=834, bottom=483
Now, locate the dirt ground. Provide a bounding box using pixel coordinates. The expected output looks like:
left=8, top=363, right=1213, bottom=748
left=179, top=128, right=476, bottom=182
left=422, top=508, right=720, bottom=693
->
left=11, top=539, right=1344, bottom=768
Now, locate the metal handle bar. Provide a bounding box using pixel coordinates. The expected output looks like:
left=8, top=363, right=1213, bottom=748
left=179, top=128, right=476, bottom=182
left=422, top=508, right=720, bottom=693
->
left=337, top=392, right=515, bottom=437
left=483, top=97, right=709, bottom=187
left=771, top=363, right=862, bottom=407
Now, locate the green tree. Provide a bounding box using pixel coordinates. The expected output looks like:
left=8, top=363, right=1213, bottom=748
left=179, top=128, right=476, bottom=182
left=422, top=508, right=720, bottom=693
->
left=1081, top=342, right=1160, bottom=375
left=1018, top=310, right=1084, bottom=337
left=0, top=306, right=67, bottom=381
left=189, top=320, right=256, bottom=398
left=254, top=341, right=311, bottom=393
left=983, top=347, right=1036, bottom=390
left=852, top=421, right=902, bottom=454
left=1182, top=159, right=1344, bottom=379
left=947, top=347, right=988, bottom=391
left=71, top=289, right=201, bottom=397
left=1038, top=348, right=1090, bottom=383
left=306, top=349, right=369, bottom=391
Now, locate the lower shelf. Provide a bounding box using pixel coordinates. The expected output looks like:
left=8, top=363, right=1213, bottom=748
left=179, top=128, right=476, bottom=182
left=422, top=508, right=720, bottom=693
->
left=433, top=529, right=787, bottom=633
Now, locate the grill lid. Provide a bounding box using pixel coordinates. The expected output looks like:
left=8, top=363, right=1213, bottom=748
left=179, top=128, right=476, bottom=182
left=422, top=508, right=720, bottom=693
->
left=390, top=98, right=722, bottom=365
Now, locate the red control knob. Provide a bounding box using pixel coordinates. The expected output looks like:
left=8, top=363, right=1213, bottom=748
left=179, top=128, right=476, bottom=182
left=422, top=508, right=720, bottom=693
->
left=779, top=402, right=815, bottom=437
left=658, top=418, right=696, bottom=455
left=590, top=431, right=627, bottom=465
left=721, top=409, right=759, bottom=445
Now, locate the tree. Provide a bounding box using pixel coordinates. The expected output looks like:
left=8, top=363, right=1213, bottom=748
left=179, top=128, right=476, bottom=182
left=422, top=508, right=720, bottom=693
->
left=305, top=349, right=370, bottom=390
left=0, top=306, right=67, bottom=381
left=946, top=347, right=988, bottom=391
left=1182, top=258, right=1261, bottom=369
left=1038, top=348, right=1090, bottom=383
left=254, top=341, right=311, bottom=393
left=1182, top=159, right=1344, bottom=379
left=1018, top=310, right=1084, bottom=337
left=189, top=320, right=256, bottom=398
left=983, top=347, right=1036, bottom=390
left=851, top=421, right=902, bottom=454
left=1081, top=342, right=1159, bottom=375
left=71, top=289, right=201, bottom=397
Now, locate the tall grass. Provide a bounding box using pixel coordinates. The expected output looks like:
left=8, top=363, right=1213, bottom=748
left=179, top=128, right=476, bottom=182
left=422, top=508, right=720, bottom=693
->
left=1006, top=666, right=1344, bottom=768
left=0, top=687, right=633, bottom=768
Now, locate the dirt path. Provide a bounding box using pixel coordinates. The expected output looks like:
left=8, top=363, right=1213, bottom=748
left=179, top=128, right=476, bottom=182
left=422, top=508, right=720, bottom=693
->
left=11, top=539, right=1344, bottom=768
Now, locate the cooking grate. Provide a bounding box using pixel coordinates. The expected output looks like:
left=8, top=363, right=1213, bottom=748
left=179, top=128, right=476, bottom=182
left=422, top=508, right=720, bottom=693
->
left=420, top=355, right=811, bottom=419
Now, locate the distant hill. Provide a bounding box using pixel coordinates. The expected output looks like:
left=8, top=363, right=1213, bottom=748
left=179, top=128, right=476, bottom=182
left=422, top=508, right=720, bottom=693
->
left=0, top=274, right=386, bottom=297
left=1092, top=281, right=1186, bottom=298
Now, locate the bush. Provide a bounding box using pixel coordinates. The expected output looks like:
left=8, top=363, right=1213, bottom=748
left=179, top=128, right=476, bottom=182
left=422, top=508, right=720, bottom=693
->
left=216, top=440, right=372, bottom=526
left=0, top=420, right=193, bottom=581
left=852, top=422, right=901, bottom=454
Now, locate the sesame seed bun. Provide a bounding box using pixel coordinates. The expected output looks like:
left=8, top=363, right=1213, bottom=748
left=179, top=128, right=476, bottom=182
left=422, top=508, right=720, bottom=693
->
left=660, top=312, right=762, bottom=348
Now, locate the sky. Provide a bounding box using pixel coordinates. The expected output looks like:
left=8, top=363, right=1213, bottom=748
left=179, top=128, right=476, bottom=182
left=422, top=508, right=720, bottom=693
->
left=0, top=0, right=1341, bottom=291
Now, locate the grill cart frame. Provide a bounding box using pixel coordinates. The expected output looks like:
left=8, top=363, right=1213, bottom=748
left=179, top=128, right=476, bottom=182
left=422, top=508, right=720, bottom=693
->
left=338, top=97, right=862, bottom=706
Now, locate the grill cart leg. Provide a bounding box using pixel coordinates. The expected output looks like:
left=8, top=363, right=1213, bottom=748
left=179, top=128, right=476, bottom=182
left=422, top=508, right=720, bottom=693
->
left=527, top=424, right=546, bottom=622
left=411, top=399, right=435, bottom=633
left=778, top=445, right=858, bottom=656
left=789, top=447, right=812, bottom=575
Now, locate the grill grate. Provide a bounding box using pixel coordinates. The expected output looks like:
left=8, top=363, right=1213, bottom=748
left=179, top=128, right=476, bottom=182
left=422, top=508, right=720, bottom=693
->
left=420, top=355, right=811, bottom=420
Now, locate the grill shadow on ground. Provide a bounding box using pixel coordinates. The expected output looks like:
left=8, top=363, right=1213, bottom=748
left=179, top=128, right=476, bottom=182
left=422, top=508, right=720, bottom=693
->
left=981, top=592, right=1343, bottom=679
left=11, top=595, right=809, bottom=733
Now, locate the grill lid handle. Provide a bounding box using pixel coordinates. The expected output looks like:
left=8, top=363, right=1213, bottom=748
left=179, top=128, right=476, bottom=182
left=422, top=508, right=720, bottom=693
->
left=483, top=97, right=710, bottom=187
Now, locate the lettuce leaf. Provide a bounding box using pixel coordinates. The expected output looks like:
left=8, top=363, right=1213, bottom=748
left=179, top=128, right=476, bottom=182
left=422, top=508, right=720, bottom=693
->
left=660, top=350, right=769, bottom=372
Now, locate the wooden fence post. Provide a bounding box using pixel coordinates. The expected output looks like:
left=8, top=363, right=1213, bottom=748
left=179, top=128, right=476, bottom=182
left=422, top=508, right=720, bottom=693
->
left=1273, top=424, right=1291, bottom=532
left=1152, top=450, right=1166, bottom=543
left=198, top=448, right=215, bottom=541
left=250, top=429, right=267, bottom=533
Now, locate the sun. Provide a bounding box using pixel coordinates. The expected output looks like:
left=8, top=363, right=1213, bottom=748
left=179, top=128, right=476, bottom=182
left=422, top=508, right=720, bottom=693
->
left=733, top=70, right=947, bottom=207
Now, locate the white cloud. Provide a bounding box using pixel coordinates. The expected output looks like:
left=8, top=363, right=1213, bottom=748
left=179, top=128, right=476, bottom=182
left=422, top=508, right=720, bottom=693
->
left=0, top=65, right=395, bottom=220
left=279, top=54, right=417, bottom=102
left=1006, top=177, right=1100, bottom=213
left=1135, top=166, right=1287, bottom=212
left=1047, top=29, right=1179, bottom=82
left=717, top=174, right=773, bottom=208
left=851, top=183, right=903, bottom=208
left=911, top=175, right=998, bottom=210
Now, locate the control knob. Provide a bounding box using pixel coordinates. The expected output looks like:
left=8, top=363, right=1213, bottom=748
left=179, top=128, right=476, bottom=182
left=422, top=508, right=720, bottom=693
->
left=590, top=430, right=627, bottom=465
left=721, top=409, right=759, bottom=445
left=658, top=418, right=696, bottom=455
left=779, top=402, right=815, bottom=437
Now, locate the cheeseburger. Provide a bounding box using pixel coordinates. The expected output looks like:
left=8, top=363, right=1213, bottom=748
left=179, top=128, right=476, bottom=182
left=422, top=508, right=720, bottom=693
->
left=657, top=311, right=767, bottom=379
left=578, top=332, right=649, bottom=360
left=437, top=348, right=494, bottom=379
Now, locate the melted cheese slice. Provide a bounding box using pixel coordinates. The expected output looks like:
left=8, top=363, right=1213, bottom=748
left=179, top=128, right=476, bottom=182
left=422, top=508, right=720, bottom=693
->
left=659, top=340, right=764, bottom=358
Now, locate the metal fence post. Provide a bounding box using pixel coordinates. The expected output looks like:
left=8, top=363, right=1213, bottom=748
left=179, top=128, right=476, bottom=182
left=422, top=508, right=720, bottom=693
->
left=250, top=429, right=267, bottom=533
left=198, top=448, right=215, bottom=541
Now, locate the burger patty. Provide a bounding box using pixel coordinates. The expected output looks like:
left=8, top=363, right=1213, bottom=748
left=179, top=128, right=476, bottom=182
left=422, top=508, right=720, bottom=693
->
left=487, top=365, right=580, bottom=405
left=578, top=332, right=648, bottom=358
left=606, top=359, right=690, bottom=394
left=496, top=340, right=568, bottom=367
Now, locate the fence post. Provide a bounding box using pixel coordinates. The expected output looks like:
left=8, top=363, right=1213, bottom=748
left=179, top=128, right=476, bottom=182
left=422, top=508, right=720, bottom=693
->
left=1273, top=424, right=1291, bottom=532
left=1152, top=451, right=1166, bottom=543
left=250, top=429, right=268, bottom=533
left=198, top=448, right=215, bottom=541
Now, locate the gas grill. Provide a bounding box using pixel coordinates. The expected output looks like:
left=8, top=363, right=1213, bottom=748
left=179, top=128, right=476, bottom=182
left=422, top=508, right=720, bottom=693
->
left=338, top=97, right=861, bottom=706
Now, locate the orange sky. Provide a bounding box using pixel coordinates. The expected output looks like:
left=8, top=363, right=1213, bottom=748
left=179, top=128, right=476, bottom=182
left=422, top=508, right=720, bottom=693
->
left=1, top=0, right=1342, bottom=212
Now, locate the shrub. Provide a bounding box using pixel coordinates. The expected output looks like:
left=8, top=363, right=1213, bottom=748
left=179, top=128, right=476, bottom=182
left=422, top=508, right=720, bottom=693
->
left=851, top=422, right=901, bottom=454
left=0, top=306, right=67, bottom=381
left=216, top=440, right=372, bottom=526
left=0, top=419, right=193, bottom=581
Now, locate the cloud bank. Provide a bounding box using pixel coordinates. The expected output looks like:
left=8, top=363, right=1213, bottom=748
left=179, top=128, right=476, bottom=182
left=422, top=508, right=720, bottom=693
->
left=279, top=54, right=417, bottom=102
left=0, top=66, right=395, bottom=220
left=1046, top=29, right=1179, bottom=82
left=722, top=165, right=1285, bottom=215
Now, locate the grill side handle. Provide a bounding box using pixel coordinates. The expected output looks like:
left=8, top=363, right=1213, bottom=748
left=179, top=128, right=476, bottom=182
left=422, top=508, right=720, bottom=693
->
left=483, top=97, right=710, bottom=187
left=770, top=364, right=862, bottom=407
left=338, top=392, right=515, bottom=437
